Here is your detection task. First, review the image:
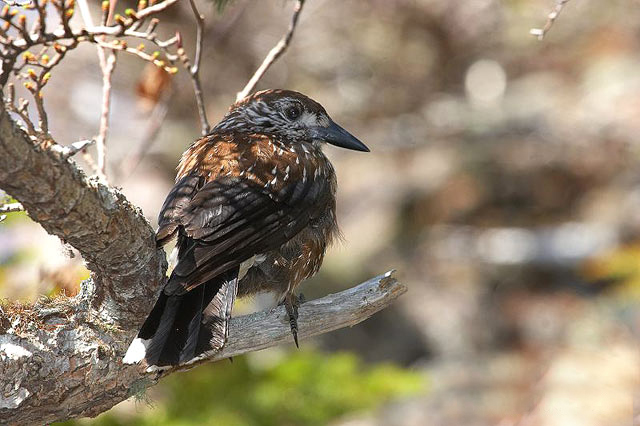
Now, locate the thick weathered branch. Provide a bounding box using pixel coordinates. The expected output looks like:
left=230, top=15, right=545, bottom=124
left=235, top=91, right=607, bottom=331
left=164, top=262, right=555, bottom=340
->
left=175, top=270, right=404, bottom=371
left=0, top=270, right=405, bottom=424
left=0, top=103, right=165, bottom=329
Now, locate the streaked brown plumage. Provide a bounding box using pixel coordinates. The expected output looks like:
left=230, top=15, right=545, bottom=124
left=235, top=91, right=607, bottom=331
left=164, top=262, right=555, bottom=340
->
left=124, top=89, right=369, bottom=367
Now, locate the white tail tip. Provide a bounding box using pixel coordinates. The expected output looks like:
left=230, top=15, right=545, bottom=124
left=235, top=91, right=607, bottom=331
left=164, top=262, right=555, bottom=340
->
left=123, top=337, right=149, bottom=364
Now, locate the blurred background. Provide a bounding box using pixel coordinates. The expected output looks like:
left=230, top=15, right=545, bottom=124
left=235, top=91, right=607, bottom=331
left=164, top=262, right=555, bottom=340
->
left=2, top=0, right=640, bottom=424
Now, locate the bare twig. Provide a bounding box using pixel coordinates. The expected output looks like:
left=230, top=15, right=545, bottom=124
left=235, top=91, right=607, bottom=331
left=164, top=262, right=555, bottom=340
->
left=77, top=0, right=117, bottom=180
left=125, top=26, right=179, bottom=59
left=32, top=70, right=50, bottom=137
left=6, top=99, right=37, bottom=136
left=34, top=0, right=47, bottom=40
left=530, top=0, right=572, bottom=40
left=95, top=51, right=116, bottom=179
left=95, top=38, right=178, bottom=74
left=4, top=83, right=37, bottom=137
left=236, top=0, right=306, bottom=101
left=130, top=0, right=178, bottom=21
left=52, top=0, right=73, bottom=37
left=177, top=0, right=209, bottom=136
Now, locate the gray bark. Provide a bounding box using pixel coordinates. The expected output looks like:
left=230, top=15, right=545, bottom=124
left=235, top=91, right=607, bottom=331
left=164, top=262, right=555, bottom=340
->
left=0, top=105, right=166, bottom=329
left=0, top=105, right=406, bottom=425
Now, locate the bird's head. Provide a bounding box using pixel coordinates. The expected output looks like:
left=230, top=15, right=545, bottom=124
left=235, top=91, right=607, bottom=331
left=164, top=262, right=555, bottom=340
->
left=213, top=89, right=369, bottom=152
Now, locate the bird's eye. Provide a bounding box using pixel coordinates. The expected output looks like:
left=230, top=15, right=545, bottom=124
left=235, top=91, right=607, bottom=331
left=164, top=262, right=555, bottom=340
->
left=285, top=105, right=301, bottom=120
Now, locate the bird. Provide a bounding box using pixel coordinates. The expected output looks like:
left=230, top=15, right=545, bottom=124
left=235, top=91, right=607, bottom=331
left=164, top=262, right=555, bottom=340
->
left=123, top=89, right=369, bottom=367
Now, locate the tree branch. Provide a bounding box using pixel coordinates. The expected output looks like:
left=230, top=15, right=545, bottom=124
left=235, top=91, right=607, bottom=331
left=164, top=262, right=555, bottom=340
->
left=78, top=0, right=117, bottom=180
left=171, top=270, right=405, bottom=372
left=95, top=51, right=117, bottom=179
left=184, top=0, right=209, bottom=136
left=0, top=270, right=405, bottom=423
left=530, top=0, right=572, bottom=40
left=0, top=103, right=166, bottom=329
left=236, top=0, right=305, bottom=101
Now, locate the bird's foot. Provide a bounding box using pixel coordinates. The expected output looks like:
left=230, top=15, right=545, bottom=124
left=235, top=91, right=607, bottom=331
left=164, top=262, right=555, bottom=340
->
left=281, top=293, right=302, bottom=348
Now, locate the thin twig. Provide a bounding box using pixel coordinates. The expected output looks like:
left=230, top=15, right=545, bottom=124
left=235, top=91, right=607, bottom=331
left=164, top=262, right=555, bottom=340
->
left=131, top=0, right=179, bottom=22
left=178, top=0, right=209, bottom=136
left=4, top=83, right=37, bottom=137
left=96, top=51, right=117, bottom=179
left=8, top=0, right=179, bottom=49
left=34, top=0, right=47, bottom=40
left=77, top=0, right=117, bottom=180
left=530, top=0, right=572, bottom=40
left=15, top=99, right=37, bottom=136
left=53, top=0, right=72, bottom=37
left=236, top=0, right=305, bottom=101
left=94, top=38, right=178, bottom=73
left=33, top=70, right=50, bottom=137
left=125, top=27, right=179, bottom=59
left=1, top=12, right=26, bottom=38
left=76, top=0, right=96, bottom=34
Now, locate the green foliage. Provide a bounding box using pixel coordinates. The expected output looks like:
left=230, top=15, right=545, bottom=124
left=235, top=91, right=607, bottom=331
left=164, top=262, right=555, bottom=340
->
left=61, top=350, right=424, bottom=426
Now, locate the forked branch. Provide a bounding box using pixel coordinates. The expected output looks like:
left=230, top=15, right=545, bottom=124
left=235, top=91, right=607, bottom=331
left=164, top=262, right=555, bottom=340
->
left=0, top=270, right=405, bottom=424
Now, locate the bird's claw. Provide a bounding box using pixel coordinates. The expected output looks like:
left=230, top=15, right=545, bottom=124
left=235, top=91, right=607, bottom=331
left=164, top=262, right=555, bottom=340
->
left=282, top=293, right=301, bottom=348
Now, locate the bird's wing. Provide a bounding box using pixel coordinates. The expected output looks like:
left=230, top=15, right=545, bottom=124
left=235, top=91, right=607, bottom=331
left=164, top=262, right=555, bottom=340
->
left=156, top=173, right=203, bottom=246
left=160, top=174, right=328, bottom=296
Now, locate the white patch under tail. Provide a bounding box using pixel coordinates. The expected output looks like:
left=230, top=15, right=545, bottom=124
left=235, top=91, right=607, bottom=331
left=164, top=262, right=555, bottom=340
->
left=122, top=337, right=150, bottom=364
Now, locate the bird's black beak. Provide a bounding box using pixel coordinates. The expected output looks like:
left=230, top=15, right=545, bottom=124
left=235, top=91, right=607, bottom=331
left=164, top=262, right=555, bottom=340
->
left=310, top=120, right=370, bottom=152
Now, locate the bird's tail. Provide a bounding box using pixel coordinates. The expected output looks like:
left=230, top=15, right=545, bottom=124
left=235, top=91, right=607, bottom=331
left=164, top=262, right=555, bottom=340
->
left=123, top=267, right=238, bottom=367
